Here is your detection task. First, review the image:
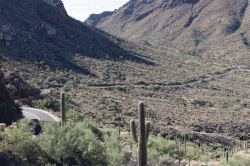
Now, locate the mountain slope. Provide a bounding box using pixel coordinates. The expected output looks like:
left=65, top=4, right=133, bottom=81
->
left=85, top=0, right=250, bottom=66
left=0, top=0, right=151, bottom=76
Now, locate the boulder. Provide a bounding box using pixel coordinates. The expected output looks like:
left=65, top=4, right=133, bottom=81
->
left=45, top=24, right=56, bottom=35
left=42, top=23, right=56, bottom=35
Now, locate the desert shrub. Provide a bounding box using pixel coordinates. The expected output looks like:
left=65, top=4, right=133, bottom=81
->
left=227, top=155, right=250, bottom=166
left=148, top=84, right=160, bottom=91
left=2, top=119, right=34, bottom=145
left=62, top=84, right=71, bottom=91
left=30, top=82, right=40, bottom=89
left=185, top=148, right=203, bottom=161
left=78, top=84, right=85, bottom=89
left=0, top=139, right=8, bottom=151
left=6, top=83, right=18, bottom=96
left=37, top=120, right=109, bottom=165
left=67, top=109, right=85, bottom=122
left=122, top=109, right=131, bottom=116
left=41, top=98, right=54, bottom=109
left=231, top=104, right=242, bottom=111
left=33, top=98, right=59, bottom=111
left=55, top=74, right=64, bottom=83
left=1, top=119, right=43, bottom=164
left=12, top=137, right=43, bottom=164
left=147, top=136, right=185, bottom=165
left=0, top=101, right=22, bottom=126
left=44, top=76, right=52, bottom=85
left=103, top=130, right=131, bottom=165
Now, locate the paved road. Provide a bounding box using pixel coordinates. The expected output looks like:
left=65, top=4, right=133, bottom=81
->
left=21, top=107, right=60, bottom=135
left=21, top=107, right=59, bottom=122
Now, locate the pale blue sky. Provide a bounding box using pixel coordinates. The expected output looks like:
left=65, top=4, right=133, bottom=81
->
left=61, top=0, right=130, bottom=22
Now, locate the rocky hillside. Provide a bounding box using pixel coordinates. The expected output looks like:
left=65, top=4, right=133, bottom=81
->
left=0, top=53, right=14, bottom=103
left=85, top=0, right=250, bottom=66
left=0, top=0, right=149, bottom=75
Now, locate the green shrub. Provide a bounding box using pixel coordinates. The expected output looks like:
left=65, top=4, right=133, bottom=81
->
left=78, top=84, right=85, bottom=89
left=12, top=137, right=43, bottom=164
left=67, top=109, right=85, bottom=122
left=103, top=130, right=131, bottom=165
left=37, top=120, right=109, bottom=165
left=44, top=77, right=52, bottom=85
left=122, top=109, right=131, bottom=116
left=6, top=84, right=18, bottom=96
left=148, top=84, right=160, bottom=91
left=2, top=119, right=33, bottom=145
left=231, top=104, right=242, bottom=111
left=30, top=82, right=40, bottom=89
left=227, top=155, right=250, bottom=166
left=63, top=84, right=71, bottom=91
left=147, top=136, right=185, bottom=165
left=185, top=148, right=203, bottom=161
left=0, top=119, right=43, bottom=165
left=0, top=139, right=8, bottom=151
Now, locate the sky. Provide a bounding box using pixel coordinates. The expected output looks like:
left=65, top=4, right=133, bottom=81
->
left=61, top=0, right=130, bottom=22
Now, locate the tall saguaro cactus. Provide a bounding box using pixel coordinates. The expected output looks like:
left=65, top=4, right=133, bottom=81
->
left=130, top=101, right=150, bottom=166
left=226, top=151, right=228, bottom=164
left=61, top=92, right=66, bottom=126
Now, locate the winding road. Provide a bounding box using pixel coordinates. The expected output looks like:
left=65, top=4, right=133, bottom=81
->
left=87, top=65, right=247, bottom=90
left=21, top=107, right=60, bottom=135
left=21, top=107, right=60, bottom=122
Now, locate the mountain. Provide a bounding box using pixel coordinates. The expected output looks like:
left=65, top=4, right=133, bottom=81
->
left=85, top=0, right=250, bottom=66
left=0, top=0, right=150, bottom=75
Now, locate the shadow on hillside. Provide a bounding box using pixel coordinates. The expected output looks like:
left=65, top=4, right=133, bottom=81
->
left=52, top=17, right=155, bottom=64
left=54, top=13, right=153, bottom=65
left=0, top=0, right=154, bottom=76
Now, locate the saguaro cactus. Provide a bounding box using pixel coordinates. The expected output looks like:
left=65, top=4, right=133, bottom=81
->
left=61, top=92, right=66, bottom=126
left=226, top=151, right=228, bottom=164
left=130, top=101, right=150, bottom=166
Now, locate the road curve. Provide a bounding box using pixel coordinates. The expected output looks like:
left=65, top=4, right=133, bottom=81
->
left=21, top=107, right=60, bottom=122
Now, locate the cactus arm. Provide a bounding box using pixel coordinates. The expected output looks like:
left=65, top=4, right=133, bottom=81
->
left=130, top=119, right=138, bottom=143
left=145, top=121, right=150, bottom=143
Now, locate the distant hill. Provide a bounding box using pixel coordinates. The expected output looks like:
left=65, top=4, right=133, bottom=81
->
left=85, top=0, right=250, bottom=66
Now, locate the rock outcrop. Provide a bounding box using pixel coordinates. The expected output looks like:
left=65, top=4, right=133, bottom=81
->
left=0, top=24, right=15, bottom=46
left=37, top=0, right=69, bottom=22
left=41, top=22, right=57, bottom=35
left=0, top=52, right=14, bottom=103
left=4, top=73, right=40, bottom=99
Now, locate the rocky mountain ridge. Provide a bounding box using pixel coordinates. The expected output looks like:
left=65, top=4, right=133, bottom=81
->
left=85, top=0, right=250, bottom=66
left=0, top=0, right=147, bottom=76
